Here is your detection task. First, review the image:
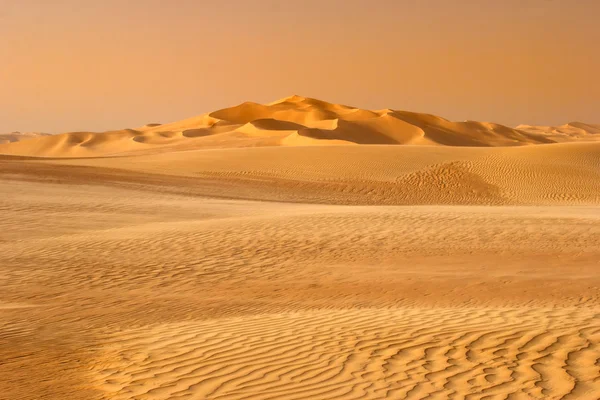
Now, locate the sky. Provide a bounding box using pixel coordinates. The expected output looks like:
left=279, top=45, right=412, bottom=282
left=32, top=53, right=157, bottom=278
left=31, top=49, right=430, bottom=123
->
left=1, top=0, right=599, bottom=133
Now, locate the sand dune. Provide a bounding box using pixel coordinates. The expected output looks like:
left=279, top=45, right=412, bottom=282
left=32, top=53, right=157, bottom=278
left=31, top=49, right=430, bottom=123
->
left=518, top=122, right=600, bottom=140
left=2, top=97, right=600, bottom=399
left=1, top=96, right=598, bottom=157
left=0, top=132, right=49, bottom=145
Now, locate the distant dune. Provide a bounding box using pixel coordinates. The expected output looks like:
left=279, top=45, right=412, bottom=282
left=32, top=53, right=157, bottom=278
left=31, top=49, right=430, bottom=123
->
left=1, top=96, right=598, bottom=157
left=0, top=132, right=49, bottom=145
left=1, top=95, right=598, bottom=206
left=517, top=122, right=600, bottom=139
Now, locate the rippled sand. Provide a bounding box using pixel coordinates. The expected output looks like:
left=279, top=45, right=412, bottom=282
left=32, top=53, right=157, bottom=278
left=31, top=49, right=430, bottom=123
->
left=1, top=173, right=599, bottom=399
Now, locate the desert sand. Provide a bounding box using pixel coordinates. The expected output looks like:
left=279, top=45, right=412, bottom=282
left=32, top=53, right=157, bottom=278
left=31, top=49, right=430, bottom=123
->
left=1, top=97, right=599, bottom=400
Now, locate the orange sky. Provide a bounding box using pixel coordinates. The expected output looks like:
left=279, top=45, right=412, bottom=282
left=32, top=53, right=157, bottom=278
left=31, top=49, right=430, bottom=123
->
left=1, top=0, right=599, bottom=132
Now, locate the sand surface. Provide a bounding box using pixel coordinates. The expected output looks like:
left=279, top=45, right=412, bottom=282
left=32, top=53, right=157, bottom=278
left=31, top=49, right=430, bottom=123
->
left=1, top=98, right=599, bottom=399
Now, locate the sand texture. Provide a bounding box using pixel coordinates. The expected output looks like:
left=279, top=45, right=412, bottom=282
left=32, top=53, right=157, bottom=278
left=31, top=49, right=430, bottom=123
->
left=1, top=97, right=599, bottom=399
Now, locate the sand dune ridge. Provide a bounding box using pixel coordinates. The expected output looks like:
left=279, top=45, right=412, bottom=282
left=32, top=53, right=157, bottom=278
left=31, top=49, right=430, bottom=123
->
left=1, top=96, right=599, bottom=158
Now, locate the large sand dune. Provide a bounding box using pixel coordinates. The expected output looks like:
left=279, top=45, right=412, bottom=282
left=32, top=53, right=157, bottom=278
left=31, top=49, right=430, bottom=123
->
left=1, top=97, right=599, bottom=399
left=1, top=96, right=598, bottom=157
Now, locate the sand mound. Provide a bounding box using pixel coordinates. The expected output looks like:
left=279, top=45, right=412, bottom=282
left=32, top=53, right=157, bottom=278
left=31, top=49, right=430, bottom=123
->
left=3, top=141, right=598, bottom=206
left=2, top=96, right=599, bottom=157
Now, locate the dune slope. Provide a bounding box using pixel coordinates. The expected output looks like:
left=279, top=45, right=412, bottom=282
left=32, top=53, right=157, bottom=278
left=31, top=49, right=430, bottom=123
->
left=3, top=141, right=596, bottom=206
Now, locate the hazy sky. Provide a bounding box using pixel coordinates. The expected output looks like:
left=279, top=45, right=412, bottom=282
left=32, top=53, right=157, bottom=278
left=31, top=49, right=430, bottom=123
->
left=1, top=0, right=599, bottom=132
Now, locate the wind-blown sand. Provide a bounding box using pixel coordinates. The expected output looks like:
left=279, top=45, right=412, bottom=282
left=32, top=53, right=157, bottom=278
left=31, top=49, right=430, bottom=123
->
left=1, top=97, right=599, bottom=399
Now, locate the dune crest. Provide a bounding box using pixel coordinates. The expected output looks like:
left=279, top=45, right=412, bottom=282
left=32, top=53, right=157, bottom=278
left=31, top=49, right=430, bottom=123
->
left=1, top=96, right=599, bottom=157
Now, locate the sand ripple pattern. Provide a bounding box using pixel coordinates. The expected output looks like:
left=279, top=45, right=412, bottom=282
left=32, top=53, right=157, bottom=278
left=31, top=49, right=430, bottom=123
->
left=2, top=180, right=600, bottom=400
left=97, top=308, right=600, bottom=400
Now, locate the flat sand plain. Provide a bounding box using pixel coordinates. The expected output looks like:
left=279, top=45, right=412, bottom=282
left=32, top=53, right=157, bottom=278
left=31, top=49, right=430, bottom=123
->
left=1, top=98, right=599, bottom=399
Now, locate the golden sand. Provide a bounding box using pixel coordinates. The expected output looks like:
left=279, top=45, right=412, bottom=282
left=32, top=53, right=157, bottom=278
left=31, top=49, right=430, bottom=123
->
left=1, top=97, right=599, bottom=399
